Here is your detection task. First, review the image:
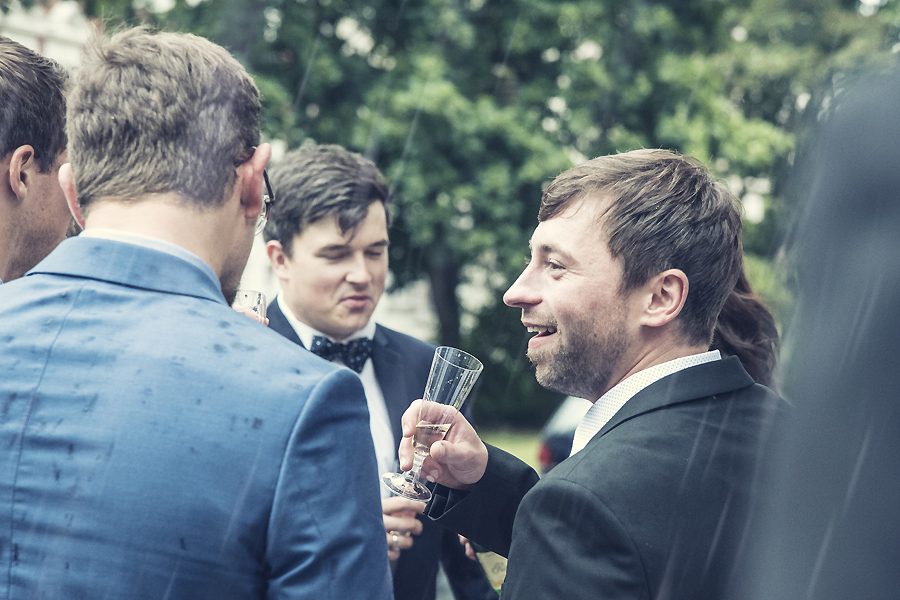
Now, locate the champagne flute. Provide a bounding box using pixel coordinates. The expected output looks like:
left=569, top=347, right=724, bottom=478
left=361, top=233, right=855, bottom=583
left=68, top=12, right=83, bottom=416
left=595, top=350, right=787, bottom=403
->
left=382, top=346, right=483, bottom=502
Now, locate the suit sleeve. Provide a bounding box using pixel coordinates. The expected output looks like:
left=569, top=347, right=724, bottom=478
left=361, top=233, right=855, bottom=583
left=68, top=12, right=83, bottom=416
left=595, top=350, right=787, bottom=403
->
left=427, top=444, right=540, bottom=558
left=265, top=369, right=392, bottom=600
left=501, top=477, right=647, bottom=600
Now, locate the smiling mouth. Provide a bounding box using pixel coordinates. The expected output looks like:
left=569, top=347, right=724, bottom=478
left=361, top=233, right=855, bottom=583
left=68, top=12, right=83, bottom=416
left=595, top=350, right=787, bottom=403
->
left=526, top=325, right=558, bottom=338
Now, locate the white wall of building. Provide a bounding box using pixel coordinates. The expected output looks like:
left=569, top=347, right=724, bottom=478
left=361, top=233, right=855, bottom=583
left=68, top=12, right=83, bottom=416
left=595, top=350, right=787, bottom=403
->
left=0, top=0, right=91, bottom=68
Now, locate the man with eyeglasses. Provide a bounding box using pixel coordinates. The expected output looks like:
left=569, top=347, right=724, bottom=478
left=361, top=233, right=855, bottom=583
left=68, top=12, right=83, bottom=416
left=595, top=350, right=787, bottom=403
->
left=0, top=28, right=392, bottom=599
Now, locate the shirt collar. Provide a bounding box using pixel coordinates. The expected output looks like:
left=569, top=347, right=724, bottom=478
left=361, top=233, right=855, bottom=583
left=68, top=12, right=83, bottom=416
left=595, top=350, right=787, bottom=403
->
left=570, top=350, right=722, bottom=457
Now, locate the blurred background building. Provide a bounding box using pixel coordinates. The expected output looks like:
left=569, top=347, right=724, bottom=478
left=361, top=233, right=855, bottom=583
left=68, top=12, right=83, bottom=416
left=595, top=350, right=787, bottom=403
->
left=0, top=0, right=89, bottom=68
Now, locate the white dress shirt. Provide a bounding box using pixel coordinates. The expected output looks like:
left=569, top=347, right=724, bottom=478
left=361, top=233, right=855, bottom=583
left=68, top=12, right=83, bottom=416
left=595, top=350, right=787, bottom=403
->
left=570, top=350, right=722, bottom=456
left=275, top=295, right=395, bottom=498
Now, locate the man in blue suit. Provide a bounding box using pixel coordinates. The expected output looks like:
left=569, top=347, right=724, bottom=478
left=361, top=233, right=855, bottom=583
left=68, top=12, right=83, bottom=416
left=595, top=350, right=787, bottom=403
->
left=0, top=29, right=392, bottom=599
left=263, top=144, right=494, bottom=600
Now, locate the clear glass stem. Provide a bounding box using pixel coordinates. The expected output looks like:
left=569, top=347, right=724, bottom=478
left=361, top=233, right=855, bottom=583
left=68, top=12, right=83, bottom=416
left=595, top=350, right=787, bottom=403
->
left=408, top=449, right=427, bottom=484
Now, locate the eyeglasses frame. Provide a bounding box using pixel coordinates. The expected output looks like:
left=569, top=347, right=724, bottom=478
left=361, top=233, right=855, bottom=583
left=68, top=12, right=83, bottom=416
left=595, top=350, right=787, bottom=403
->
left=255, top=169, right=274, bottom=235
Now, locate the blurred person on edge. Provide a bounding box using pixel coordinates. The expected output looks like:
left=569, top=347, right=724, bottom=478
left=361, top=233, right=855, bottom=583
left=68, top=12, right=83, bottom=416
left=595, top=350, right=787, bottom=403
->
left=263, top=143, right=496, bottom=600
left=734, top=66, right=900, bottom=600
left=0, top=37, right=74, bottom=284
left=0, top=28, right=391, bottom=599
left=398, top=149, right=786, bottom=599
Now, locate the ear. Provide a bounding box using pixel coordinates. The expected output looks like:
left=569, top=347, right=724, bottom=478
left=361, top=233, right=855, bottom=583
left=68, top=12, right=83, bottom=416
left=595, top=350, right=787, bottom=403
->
left=237, top=143, right=272, bottom=221
left=8, top=145, right=36, bottom=201
left=266, top=240, right=291, bottom=278
left=639, top=269, right=689, bottom=328
left=58, top=163, right=86, bottom=229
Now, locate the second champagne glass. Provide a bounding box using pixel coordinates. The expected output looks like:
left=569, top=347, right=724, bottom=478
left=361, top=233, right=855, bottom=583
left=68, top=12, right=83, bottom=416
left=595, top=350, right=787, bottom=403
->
left=234, top=290, right=267, bottom=324
left=382, top=346, right=483, bottom=502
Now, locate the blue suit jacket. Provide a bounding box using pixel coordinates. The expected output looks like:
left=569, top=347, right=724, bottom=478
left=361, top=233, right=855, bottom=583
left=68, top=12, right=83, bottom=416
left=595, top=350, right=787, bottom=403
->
left=0, top=236, right=393, bottom=599
left=268, top=301, right=494, bottom=600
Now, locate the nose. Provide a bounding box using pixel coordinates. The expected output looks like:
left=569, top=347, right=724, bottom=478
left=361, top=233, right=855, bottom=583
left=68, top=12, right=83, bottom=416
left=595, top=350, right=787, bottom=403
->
left=345, top=253, right=373, bottom=286
left=503, top=266, right=540, bottom=308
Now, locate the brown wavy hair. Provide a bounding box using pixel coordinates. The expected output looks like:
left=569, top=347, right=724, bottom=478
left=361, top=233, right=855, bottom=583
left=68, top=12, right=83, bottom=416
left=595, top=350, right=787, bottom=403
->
left=263, top=144, right=391, bottom=256
left=540, top=149, right=743, bottom=347
left=711, top=269, right=780, bottom=387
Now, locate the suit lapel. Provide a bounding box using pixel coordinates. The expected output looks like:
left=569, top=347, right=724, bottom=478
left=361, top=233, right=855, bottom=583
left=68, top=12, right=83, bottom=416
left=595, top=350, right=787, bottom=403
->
left=371, top=325, right=407, bottom=446
left=266, top=300, right=305, bottom=348
left=596, top=356, right=755, bottom=439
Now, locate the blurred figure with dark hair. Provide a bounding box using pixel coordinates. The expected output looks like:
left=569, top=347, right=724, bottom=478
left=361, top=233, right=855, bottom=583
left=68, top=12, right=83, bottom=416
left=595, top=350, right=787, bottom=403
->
left=735, top=66, right=900, bottom=600
left=712, top=269, right=780, bottom=388
left=0, top=37, right=72, bottom=283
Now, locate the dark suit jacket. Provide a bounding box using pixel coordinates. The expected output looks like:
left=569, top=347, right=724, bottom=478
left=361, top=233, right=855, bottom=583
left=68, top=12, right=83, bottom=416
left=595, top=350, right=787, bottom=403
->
left=428, top=357, right=784, bottom=600
left=268, top=300, right=494, bottom=600
left=0, top=237, right=392, bottom=599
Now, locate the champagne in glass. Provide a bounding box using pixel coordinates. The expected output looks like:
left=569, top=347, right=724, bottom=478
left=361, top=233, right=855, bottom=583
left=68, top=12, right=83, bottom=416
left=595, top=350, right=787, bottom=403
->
left=414, top=422, right=451, bottom=453
left=382, top=346, right=483, bottom=501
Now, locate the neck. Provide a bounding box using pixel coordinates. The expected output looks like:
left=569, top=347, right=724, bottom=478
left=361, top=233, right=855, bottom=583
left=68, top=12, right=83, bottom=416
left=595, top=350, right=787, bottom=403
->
left=278, top=295, right=368, bottom=343
left=624, top=344, right=710, bottom=379
left=604, top=329, right=709, bottom=398
left=82, top=194, right=235, bottom=276
left=0, top=226, right=12, bottom=282
left=0, top=195, right=24, bottom=282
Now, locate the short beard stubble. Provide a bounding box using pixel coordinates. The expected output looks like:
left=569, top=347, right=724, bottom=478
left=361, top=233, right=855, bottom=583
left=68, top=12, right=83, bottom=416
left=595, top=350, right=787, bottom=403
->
left=528, top=313, right=630, bottom=401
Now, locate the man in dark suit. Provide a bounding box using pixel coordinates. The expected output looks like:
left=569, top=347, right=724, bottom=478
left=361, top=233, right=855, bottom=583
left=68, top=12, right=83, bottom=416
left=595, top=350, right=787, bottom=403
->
left=0, top=29, right=391, bottom=599
left=263, top=144, right=494, bottom=600
left=398, top=149, right=784, bottom=599
left=0, top=37, right=73, bottom=283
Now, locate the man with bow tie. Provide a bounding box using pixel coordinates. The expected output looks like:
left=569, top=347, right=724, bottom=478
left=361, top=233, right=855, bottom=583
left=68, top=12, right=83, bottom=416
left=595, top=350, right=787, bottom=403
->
left=263, top=144, right=494, bottom=600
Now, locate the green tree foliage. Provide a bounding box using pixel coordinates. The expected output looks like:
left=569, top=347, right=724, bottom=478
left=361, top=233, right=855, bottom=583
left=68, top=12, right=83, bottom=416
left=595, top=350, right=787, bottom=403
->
left=85, top=0, right=898, bottom=426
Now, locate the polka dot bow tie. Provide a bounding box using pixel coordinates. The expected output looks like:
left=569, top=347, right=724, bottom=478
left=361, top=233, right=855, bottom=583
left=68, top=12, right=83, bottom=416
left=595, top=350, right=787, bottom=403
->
left=309, top=336, right=374, bottom=373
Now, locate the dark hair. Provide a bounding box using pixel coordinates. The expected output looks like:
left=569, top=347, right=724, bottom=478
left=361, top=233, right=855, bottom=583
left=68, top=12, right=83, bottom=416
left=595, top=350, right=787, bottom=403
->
left=711, top=269, right=779, bottom=386
left=263, top=144, right=391, bottom=256
left=0, top=37, right=68, bottom=172
left=540, top=149, right=743, bottom=346
left=66, top=28, right=260, bottom=210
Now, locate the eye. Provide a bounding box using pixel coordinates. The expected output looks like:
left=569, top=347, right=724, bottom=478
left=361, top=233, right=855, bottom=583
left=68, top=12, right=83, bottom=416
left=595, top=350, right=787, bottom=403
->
left=365, top=248, right=385, bottom=258
left=547, top=260, right=565, bottom=271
